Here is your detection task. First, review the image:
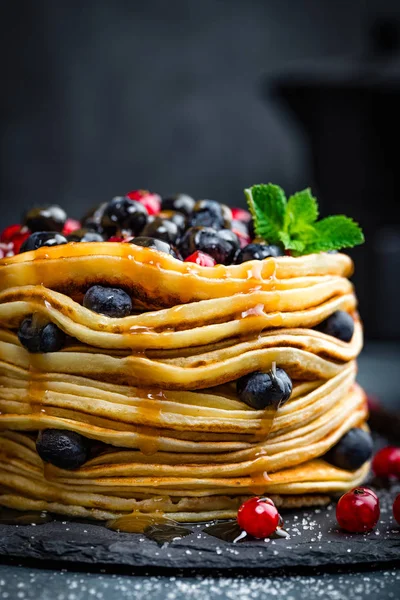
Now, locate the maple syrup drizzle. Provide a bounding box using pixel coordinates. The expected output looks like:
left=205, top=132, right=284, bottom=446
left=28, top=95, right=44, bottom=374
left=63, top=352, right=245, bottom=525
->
left=26, top=313, right=48, bottom=418
left=135, top=388, right=165, bottom=455
left=106, top=511, right=171, bottom=533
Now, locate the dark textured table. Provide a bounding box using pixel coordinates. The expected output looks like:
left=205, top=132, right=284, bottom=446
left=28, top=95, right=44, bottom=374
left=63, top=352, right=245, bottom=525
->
left=1, top=341, right=399, bottom=599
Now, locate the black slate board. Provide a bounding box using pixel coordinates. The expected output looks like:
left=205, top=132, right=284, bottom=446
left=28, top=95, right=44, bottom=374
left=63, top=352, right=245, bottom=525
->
left=0, top=483, right=399, bottom=572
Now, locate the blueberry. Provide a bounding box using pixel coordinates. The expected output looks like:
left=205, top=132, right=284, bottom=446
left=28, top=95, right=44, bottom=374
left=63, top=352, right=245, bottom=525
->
left=140, top=217, right=181, bottom=245
left=236, top=368, right=292, bottom=410
left=325, top=428, right=373, bottom=471
left=317, top=310, right=354, bottom=342
left=23, top=205, right=67, bottom=233
left=36, top=429, right=89, bottom=469
left=234, top=243, right=284, bottom=264
left=158, top=210, right=187, bottom=233
left=19, top=231, right=68, bottom=253
left=83, top=285, right=132, bottom=318
left=130, top=236, right=180, bottom=258
left=218, top=228, right=240, bottom=253
left=67, top=228, right=104, bottom=242
left=101, top=196, right=148, bottom=235
left=161, top=194, right=195, bottom=216
left=179, top=227, right=238, bottom=265
left=188, top=200, right=225, bottom=229
left=18, top=317, right=66, bottom=353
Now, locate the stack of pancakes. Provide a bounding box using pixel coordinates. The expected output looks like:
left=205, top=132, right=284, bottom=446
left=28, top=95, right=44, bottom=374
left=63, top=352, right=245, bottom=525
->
left=0, top=243, right=368, bottom=524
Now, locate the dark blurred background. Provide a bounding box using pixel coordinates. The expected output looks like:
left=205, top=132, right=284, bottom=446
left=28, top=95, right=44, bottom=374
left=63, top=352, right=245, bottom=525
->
left=1, top=0, right=400, bottom=341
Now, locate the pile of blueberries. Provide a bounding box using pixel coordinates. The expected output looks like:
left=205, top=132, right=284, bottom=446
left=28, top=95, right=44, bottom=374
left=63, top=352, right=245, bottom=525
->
left=14, top=191, right=284, bottom=265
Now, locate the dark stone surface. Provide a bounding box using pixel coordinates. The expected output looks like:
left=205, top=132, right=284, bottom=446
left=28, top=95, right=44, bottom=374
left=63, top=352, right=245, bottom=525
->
left=0, top=483, right=399, bottom=572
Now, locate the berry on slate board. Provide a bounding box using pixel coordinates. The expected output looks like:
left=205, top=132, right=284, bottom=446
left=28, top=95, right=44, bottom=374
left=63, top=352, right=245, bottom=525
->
left=325, top=428, right=373, bottom=471
left=184, top=251, right=216, bottom=266
left=83, top=285, right=132, bottom=318
left=36, top=429, right=89, bottom=470
left=317, top=310, right=355, bottom=342
left=237, top=497, right=282, bottom=539
left=372, top=446, right=400, bottom=480
left=393, top=494, right=400, bottom=526
left=236, top=367, right=292, bottom=410
left=18, top=317, right=66, bottom=353
left=336, top=487, right=380, bottom=533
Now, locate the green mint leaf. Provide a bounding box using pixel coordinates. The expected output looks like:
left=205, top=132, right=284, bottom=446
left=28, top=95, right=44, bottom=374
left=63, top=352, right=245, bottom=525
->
left=245, top=184, right=286, bottom=244
left=244, top=182, right=364, bottom=255
left=304, top=216, right=364, bottom=253
left=285, top=189, right=319, bottom=233
left=278, top=231, right=305, bottom=253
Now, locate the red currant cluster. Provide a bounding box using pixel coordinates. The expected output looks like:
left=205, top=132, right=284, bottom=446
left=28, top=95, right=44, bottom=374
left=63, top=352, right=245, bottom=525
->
left=237, top=446, right=400, bottom=539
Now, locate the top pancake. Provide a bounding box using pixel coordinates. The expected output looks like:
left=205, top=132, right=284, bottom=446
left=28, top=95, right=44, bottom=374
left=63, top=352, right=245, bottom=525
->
left=0, top=243, right=353, bottom=308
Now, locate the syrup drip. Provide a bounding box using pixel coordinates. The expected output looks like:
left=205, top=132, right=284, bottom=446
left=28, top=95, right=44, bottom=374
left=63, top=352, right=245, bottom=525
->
left=203, top=520, right=247, bottom=543
left=203, top=520, right=289, bottom=542
left=143, top=522, right=192, bottom=545
left=26, top=313, right=49, bottom=418
left=248, top=468, right=271, bottom=495
left=135, top=388, right=165, bottom=455
left=107, top=511, right=173, bottom=534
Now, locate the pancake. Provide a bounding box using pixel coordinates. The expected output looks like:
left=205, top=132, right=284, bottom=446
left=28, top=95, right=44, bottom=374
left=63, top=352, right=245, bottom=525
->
left=0, top=243, right=369, bottom=528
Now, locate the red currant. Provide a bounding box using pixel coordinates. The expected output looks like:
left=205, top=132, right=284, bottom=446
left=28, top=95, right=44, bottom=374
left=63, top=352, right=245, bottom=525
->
left=11, top=229, right=31, bottom=254
left=231, top=207, right=251, bottom=222
left=336, top=487, right=380, bottom=533
left=237, top=496, right=281, bottom=539
left=62, top=218, right=81, bottom=236
left=393, top=494, right=400, bottom=526
left=372, top=446, right=400, bottom=479
left=184, top=251, right=216, bottom=267
left=126, top=190, right=161, bottom=216
left=0, top=223, right=23, bottom=243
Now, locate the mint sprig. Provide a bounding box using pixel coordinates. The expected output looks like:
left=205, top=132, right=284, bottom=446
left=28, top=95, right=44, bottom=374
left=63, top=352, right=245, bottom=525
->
left=244, top=183, right=364, bottom=255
